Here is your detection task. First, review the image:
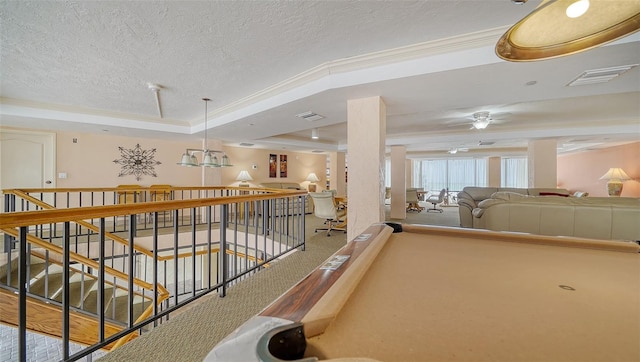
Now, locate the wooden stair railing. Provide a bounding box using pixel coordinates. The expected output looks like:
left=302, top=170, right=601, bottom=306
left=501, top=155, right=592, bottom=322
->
left=0, top=228, right=170, bottom=350
left=1, top=186, right=293, bottom=353
left=0, top=227, right=269, bottom=351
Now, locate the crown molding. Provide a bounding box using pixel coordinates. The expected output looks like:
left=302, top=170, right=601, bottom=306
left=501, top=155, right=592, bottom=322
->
left=208, top=26, right=509, bottom=119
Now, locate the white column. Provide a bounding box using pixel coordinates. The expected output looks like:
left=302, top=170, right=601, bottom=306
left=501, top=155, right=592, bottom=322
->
left=329, top=151, right=347, bottom=195
left=405, top=159, right=412, bottom=189
left=488, top=156, right=501, bottom=187
left=203, top=139, right=223, bottom=186
left=390, top=146, right=406, bottom=219
left=347, top=96, right=386, bottom=240
left=528, top=139, right=558, bottom=188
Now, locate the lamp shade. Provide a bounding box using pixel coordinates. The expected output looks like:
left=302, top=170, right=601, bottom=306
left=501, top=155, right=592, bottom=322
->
left=236, top=170, right=253, bottom=182
left=200, top=151, right=218, bottom=167
left=496, top=0, right=640, bottom=61
left=177, top=153, right=197, bottom=167
left=221, top=154, right=232, bottom=167
left=599, top=168, right=631, bottom=181
left=306, top=173, right=320, bottom=182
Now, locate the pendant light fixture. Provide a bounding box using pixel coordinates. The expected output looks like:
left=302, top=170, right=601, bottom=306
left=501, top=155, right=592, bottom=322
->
left=496, top=0, right=640, bottom=61
left=177, top=98, right=233, bottom=168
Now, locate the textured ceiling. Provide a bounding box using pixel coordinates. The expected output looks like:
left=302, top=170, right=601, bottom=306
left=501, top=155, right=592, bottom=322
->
left=1, top=0, right=639, bottom=157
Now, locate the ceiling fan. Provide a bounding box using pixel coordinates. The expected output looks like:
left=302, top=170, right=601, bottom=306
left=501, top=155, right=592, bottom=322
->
left=470, top=111, right=492, bottom=129
left=444, top=110, right=510, bottom=130
left=447, top=147, right=469, bottom=154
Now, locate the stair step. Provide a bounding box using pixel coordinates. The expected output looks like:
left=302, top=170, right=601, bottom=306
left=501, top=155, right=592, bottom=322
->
left=29, top=269, right=75, bottom=299
left=1, top=262, right=49, bottom=289
left=52, top=277, right=98, bottom=308
left=111, top=295, right=148, bottom=324
left=83, top=287, right=115, bottom=316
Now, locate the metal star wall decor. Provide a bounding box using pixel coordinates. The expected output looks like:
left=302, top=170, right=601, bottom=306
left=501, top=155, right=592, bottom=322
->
left=113, top=144, right=161, bottom=181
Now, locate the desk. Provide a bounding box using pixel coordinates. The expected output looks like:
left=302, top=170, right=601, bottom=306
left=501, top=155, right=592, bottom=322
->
left=207, top=224, right=640, bottom=361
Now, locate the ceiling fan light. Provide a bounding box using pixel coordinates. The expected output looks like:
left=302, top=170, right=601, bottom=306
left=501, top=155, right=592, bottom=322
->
left=473, top=120, right=490, bottom=130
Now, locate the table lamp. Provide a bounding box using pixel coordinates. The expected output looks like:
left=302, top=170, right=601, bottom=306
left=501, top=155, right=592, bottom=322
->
left=236, top=170, right=253, bottom=187
left=599, top=167, right=631, bottom=197
left=306, top=172, right=320, bottom=192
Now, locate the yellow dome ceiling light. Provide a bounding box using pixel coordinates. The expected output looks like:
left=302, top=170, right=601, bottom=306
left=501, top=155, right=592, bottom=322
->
left=496, top=0, right=640, bottom=61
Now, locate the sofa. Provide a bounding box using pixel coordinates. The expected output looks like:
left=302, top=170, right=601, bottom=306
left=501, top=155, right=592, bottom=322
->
left=258, top=182, right=312, bottom=215
left=470, top=192, right=640, bottom=241
left=457, top=187, right=572, bottom=228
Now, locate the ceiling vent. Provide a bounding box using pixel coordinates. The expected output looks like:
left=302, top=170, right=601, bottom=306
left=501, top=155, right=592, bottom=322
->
left=239, top=142, right=254, bottom=147
left=567, top=64, right=638, bottom=86
left=478, top=141, right=495, bottom=146
left=295, top=111, right=325, bottom=122
left=312, top=150, right=325, bottom=153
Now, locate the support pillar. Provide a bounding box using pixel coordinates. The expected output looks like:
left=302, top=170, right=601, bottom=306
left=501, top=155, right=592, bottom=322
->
left=528, top=139, right=558, bottom=188
left=329, top=151, right=347, bottom=195
left=488, top=156, right=501, bottom=187
left=347, top=96, right=386, bottom=240
left=390, top=146, right=406, bottom=219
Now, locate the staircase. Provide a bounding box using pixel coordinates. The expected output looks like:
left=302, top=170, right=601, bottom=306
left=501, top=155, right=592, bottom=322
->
left=0, top=248, right=164, bottom=350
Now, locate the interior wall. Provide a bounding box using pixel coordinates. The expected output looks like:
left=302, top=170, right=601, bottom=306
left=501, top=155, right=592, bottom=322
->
left=56, top=131, right=203, bottom=187
left=220, top=146, right=327, bottom=188
left=557, top=141, right=640, bottom=197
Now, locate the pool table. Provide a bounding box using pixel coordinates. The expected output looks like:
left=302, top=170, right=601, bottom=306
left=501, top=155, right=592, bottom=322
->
left=206, top=223, right=640, bottom=362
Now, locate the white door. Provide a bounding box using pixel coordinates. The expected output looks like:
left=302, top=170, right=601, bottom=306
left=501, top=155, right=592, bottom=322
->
left=0, top=129, right=56, bottom=210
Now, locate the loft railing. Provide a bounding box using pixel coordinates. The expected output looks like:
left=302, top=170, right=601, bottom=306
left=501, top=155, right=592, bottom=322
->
left=0, top=186, right=308, bottom=362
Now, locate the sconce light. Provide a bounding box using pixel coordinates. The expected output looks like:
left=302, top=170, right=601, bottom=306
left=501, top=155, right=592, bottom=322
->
left=599, top=167, right=631, bottom=197
left=236, top=170, right=253, bottom=187
left=177, top=98, right=233, bottom=168
left=306, top=172, right=320, bottom=192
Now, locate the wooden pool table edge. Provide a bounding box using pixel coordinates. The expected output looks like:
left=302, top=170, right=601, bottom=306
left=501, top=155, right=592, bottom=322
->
left=260, top=223, right=392, bottom=328
left=401, top=223, right=640, bottom=253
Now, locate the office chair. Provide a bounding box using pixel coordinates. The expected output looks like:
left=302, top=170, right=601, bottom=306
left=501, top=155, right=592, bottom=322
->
left=406, top=188, right=424, bottom=212
left=309, top=192, right=346, bottom=236
left=426, top=188, right=446, bottom=213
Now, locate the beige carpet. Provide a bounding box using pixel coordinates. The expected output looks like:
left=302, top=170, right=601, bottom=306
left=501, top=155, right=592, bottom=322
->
left=100, top=207, right=460, bottom=361
left=386, top=203, right=460, bottom=228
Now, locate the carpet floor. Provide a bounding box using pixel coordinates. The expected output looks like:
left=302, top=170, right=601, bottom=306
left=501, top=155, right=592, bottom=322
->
left=100, top=205, right=460, bottom=361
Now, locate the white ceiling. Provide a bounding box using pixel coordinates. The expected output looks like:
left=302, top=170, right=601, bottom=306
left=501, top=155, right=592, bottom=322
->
left=1, top=1, right=639, bottom=159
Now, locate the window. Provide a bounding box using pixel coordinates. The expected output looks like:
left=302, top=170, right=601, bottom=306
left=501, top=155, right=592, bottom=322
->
left=410, top=158, right=487, bottom=192
left=501, top=157, right=528, bottom=188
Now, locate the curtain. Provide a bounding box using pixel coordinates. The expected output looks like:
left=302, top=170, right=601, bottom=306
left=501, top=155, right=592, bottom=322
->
left=405, top=158, right=488, bottom=193
left=502, top=157, right=528, bottom=187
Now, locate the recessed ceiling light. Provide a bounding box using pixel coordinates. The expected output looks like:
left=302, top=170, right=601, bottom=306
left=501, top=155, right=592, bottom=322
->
left=525, top=80, right=537, bottom=86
